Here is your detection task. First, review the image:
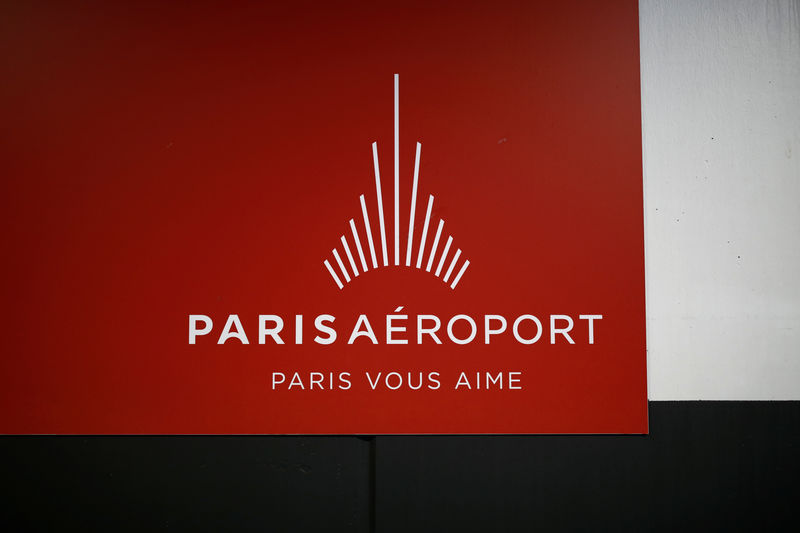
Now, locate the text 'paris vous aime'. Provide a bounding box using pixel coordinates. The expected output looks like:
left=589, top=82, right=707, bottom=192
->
left=188, top=309, right=604, bottom=345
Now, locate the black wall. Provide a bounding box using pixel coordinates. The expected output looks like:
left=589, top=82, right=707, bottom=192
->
left=2, top=402, right=798, bottom=531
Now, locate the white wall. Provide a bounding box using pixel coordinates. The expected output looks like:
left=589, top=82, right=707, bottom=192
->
left=641, top=0, right=800, bottom=399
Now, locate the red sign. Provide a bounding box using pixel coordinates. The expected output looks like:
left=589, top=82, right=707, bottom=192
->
left=1, top=1, right=646, bottom=434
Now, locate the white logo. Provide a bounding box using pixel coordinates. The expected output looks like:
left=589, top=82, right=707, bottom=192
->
left=323, top=75, right=471, bottom=290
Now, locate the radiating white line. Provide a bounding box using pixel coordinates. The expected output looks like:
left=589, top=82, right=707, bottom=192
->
left=372, top=142, right=389, bottom=266
left=324, top=260, right=344, bottom=290
left=426, top=219, right=444, bottom=272
left=415, top=195, right=434, bottom=269
left=450, top=259, right=470, bottom=289
left=435, top=236, right=453, bottom=277
left=359, top=194, right=378, bottom=269
left=341, top=235, right=359, bottom=278
left=332, top=248, right=351, bottom=283
left=443, top=249, right=462, bottom=283
left=405, top=142, right=421, bottom=266
left=393, top=73, right=400, bottom=266
left=349, top=219, right=368, bottom=272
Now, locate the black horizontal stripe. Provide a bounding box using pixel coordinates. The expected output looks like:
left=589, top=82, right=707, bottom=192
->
left=1, top=402, right=798, bottom=532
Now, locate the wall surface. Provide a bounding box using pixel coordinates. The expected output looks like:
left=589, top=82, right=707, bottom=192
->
left=641, top=0, right=800, bottom=399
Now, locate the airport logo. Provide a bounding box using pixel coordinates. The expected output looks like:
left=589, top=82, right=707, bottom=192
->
left=322, top=75, right=471, bottom=290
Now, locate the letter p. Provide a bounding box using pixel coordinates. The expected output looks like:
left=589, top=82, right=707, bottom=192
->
left=189, top=315, right=213, bottom=344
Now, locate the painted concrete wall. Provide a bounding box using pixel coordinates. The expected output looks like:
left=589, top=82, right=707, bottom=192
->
left=640, top=0, right=800, bottom=399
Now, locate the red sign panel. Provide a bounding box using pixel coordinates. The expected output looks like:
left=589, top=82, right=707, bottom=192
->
left=1, top=1, right=646, bottom=434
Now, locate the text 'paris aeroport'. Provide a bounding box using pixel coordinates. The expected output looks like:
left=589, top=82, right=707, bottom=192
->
left=188, top=309, right=604, bottom=345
